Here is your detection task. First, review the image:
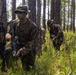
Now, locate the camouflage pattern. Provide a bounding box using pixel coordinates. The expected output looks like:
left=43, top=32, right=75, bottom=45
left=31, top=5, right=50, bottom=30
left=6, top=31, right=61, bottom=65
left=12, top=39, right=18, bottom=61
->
left=34, top=28, right=42, bottom=56
left=5, top=41, right=14, bottom=69
left=8, top=18, right=39, bottom=70
left=48, top=24, right=64, bottom=50
left=35, top=28, right=46, bottom=56
left=15, top=5, right=30, bottom=14
left=14, top=19, right=39, bottom=52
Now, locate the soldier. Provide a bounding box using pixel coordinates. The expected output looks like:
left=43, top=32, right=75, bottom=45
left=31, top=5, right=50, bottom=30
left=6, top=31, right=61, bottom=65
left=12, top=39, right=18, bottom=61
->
left=47, top=20, right=64, bottom=50
left=5, top=33, right=14, bottom=70
left=35, top=28, right=46, bottom=56
left=6, top=5, right=39, bottom=71
left=41, top=28, right=46, bottom=44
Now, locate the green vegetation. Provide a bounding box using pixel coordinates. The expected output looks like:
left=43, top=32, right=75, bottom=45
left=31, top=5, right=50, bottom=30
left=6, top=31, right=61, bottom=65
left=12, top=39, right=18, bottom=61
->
left=0, top=31, right=76, bottom=75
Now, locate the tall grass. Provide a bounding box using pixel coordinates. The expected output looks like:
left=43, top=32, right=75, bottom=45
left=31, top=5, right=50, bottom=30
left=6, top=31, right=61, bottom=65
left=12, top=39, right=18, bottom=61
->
left=0, top=31, right=76, bottom=75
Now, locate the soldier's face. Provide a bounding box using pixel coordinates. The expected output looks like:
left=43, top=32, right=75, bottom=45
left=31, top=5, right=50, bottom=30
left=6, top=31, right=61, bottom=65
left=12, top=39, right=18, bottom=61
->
left=17, top=13, right=27, bottom=20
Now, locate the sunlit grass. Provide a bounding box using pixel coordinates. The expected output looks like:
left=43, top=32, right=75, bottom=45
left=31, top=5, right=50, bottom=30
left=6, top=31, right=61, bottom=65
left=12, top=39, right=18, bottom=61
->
left=0, top=31, right=76, bottom=75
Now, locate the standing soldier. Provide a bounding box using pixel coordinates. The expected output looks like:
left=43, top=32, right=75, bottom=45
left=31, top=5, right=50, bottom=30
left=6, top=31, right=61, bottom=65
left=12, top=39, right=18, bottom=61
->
left=47, top=20, right=64, bottom=50
left=6, top=5, right=39, bottom=71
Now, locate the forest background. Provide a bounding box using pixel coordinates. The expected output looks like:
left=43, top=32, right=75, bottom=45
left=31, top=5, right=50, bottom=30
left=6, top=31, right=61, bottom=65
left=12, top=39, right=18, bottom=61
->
left=0, top=0, right=76, bottom=75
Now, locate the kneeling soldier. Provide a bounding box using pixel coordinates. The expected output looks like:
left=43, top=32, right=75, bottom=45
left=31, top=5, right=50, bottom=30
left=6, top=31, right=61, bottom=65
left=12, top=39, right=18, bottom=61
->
left=5, top=33, right=14, bottom=70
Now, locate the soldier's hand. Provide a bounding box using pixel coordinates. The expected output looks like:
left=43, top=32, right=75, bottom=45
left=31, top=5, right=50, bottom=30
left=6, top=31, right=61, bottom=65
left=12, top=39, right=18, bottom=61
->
left=16, top=51, right=20, bottom=57
left=51, top=35, right=55, bottom=38
left=16, top=48, right=23, bottom=57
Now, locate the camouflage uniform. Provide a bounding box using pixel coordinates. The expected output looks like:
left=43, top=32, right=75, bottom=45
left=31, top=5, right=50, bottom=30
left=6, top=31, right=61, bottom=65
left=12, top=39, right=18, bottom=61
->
left=35, top=28, right=46, bottom=56
left=5, top=41, right=13, bottom=69
left=8, top=18, right=39, bottom=71
left=47, top=20, right=64, bottom=50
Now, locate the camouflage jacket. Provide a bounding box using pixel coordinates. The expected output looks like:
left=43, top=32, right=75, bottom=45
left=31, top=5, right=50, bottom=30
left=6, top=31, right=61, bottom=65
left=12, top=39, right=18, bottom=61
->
left=7, top=18, right=39, bottom=54
left=49, top=24, right=64, bottom=43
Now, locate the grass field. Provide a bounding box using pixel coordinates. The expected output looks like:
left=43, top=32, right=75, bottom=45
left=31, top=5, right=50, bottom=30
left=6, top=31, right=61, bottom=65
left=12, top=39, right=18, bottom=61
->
left=0, top=31, right=76, bottom=75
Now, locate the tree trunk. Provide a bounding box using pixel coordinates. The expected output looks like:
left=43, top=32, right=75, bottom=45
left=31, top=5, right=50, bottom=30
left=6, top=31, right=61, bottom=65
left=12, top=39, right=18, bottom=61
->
left=43, top=0, right=46, bottom=29
left=22, top=0, right=25, bottom=5
left=36, top=0, right=41, bottom=27
left=70, top=0, right=73, bottom=31
left=48, top=0, right=50, bottom=20
left=12, top=0, right=16, bottom=20
left=28, top=0, right=36, bottom=23
left=0, top=0, right=7, bottom=27
left=63, top=0, right=66, bottom=31
left=72, top=0, right=75, bottom=33
left=67, top=0, right=70, bottom=32
left=51, top=0, right=61, bottom=25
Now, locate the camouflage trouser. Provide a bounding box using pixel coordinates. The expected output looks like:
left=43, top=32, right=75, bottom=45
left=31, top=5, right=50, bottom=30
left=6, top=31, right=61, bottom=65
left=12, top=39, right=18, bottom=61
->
left=0, top=48, right=5, bottom=71
left=14, top=40, right=37, bottom=71
left=20, top=49, right=36, bottom=71
left=53, top=42, right=60, bottom=50
left=5, top=44, right=14, bottom=69
left=53, top=39, right=61, bottom=50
